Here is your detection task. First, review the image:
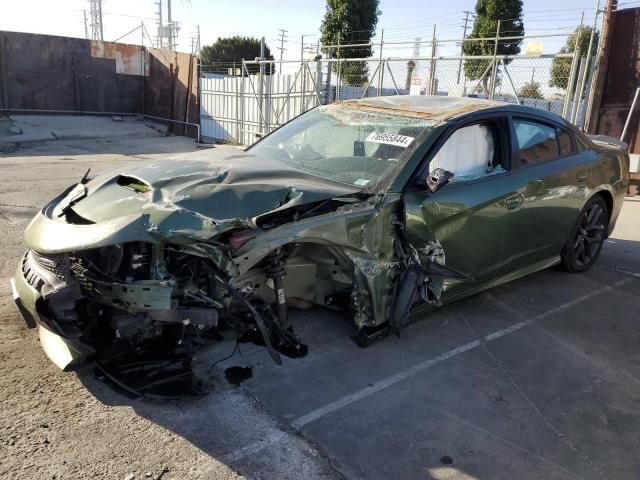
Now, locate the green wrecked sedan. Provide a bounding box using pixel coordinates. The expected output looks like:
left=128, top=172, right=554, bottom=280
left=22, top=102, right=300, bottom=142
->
left=11, top=96, right=629, bottom=393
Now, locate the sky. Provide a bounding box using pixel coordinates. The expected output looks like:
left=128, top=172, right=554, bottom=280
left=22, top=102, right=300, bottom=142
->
left=0, top=0, right=606, bottom=60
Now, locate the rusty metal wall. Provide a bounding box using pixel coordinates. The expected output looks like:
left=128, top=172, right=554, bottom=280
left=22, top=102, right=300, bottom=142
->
left=591, top=8, right=640, bottom=153
left=145, top=48, right=199, bottom=137
left=0, top=31, right=198, bottom=136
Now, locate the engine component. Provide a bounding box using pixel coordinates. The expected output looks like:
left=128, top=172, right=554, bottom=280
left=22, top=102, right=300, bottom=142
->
left=265, top=249, right=306, bottom=356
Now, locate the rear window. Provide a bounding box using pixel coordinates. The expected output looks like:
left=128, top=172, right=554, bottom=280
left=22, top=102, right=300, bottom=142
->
left=514, top=119, right=559, bottom=165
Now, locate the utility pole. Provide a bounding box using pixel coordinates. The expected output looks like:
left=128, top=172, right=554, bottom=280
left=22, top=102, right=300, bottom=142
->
left=167, top=0, right=173, bottom=48
left=429, top=25, right=437, bottom=95
left=156, top=0, right=163, bottom=48
left=258, top=37, right=266, bottom=133
left=166, top=0, right=179, bottom=50
left=83, top=10, right=89, bottom=39
left=155, top=0, right=180, bottom=50
left=489, top=20, right=501, bottom=99
left=377, top=29, right=384, bottom=95
left=190, top=25, right=201, bottom=55
left=457, top=10, right=472, bottom=84
left=585, top=0, right=615, bottom=132
left=277, top=29, right=288, bottom=60
left=412, top=37, right=421, bottom=58
left=88, top=0, right=104, bottom=41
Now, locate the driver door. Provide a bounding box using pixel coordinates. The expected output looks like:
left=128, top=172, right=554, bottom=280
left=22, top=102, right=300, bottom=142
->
left=402, top=116, right=520, bottom=300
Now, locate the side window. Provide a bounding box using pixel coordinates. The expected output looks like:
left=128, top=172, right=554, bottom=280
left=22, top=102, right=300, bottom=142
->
left=429, top=123, right=505, bottom=183
left=557, top=128, right=575, bottom=156
left=514, top=119, right=559, bottom=165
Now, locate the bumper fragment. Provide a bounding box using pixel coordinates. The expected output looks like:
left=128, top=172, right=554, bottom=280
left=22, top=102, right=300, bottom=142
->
left=12, top=254, right=92, bottom=369
left=11, top=277, right=37, bottom=329
left=38, top=325, right=82, bottom=370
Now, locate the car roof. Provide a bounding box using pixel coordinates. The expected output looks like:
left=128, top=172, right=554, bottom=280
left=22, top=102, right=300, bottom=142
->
left=334, top=95, right=567, bottom=125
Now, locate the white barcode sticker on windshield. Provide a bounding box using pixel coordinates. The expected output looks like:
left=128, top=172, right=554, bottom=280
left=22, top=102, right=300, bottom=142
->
left=366, top=131, right=415, bottom=148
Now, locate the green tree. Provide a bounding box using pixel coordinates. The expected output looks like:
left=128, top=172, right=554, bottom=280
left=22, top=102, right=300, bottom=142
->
left=200, top=36, right=274, bottom=75
left=462, top=0, right=524, bottom=93
left=549, top=26, right=598, bottom=95
left=320, top=0, right=380, bottom=86
left=518, top=81, right=543, bottom=99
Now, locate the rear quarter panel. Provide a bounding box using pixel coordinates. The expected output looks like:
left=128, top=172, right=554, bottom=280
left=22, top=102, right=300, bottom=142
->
left=588, top=143, right=630, bottom=235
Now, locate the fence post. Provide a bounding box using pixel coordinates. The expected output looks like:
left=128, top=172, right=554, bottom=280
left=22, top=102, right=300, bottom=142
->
left=575, top=3, right=599, bottom=129
left=578, top=57, right=597, bottom=128
left=234, top=75, right=239, bottom=142
left=427, top=25, right=436, bottom=95
left=316, top=57, right=323, bottom=104
left=489, top=20, right=501, bottom=100
left=584, top=2, right=607, bottom=131
left=336, top=38, right=342, bottom=101
left=571, top=58, right=587, bottom=123
left=266, top=62, right=272, bottom=133
left=240, top=59, right=245, bottom=145
left=300, top=35, right=305, bottom=114
left=258, top=37, right=265, bottom=135
left=377, top=29, right=384, bottom=96
left=325, top=52, right=333, bottom=103
left=562, top=13, right=584, bottom=119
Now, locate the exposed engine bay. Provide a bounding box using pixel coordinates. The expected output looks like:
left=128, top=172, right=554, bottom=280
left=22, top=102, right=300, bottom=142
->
left=20, top=235, right=395, bottom=396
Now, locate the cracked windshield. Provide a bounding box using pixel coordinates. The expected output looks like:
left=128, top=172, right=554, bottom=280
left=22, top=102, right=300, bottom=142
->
left=249, top=104, right=435, bottom=191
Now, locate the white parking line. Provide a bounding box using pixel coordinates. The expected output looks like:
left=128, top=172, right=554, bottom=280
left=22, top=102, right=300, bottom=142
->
left=291, top=278, right=633, bottom=429
left=609, top=267, right=640, bottom=279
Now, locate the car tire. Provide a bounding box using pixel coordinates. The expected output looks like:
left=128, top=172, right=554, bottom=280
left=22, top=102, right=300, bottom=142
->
left=560, top=195, right=609, bottom=273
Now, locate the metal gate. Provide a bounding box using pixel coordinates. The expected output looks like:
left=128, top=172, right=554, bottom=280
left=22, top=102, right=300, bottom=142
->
left=200, top=61, right=322, bottom=145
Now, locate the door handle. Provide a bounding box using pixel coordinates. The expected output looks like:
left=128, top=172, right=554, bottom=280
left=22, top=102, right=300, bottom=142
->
left=503, top=193, right=524, bottom=211
left=576, top=171, right=588, bottom=182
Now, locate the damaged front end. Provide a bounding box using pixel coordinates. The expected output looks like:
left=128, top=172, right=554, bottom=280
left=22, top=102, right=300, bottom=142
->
left=13, top=205, right=451, bottom=395
left=12, top=146, right=451, bottom=395
left=13, top=239, right=311, bottom=395
left=8, top=163, right=379, bottom=395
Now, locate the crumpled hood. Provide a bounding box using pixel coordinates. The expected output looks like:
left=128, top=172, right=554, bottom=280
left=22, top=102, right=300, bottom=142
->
left=56, top=148, right=362, bottom=241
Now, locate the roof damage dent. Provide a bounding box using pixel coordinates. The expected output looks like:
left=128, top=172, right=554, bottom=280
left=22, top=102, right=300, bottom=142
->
left=335, top=96, right=506, bottom=122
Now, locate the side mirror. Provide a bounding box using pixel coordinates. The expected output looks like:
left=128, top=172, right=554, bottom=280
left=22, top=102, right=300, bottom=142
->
left=426, top=168, right=454, bottom=193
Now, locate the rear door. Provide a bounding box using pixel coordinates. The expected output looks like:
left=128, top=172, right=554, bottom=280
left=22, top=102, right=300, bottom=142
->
left=504, top=116, right=594, bottom=270
left=402, top=115, right=521, bottom=300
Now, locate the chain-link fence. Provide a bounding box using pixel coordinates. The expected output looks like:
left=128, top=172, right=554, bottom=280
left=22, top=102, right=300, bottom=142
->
left=200, top=31, right=597, bottom=145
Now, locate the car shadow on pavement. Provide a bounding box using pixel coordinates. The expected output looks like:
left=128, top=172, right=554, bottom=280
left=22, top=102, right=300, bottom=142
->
left=74, top=308, right=356, bottom=479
